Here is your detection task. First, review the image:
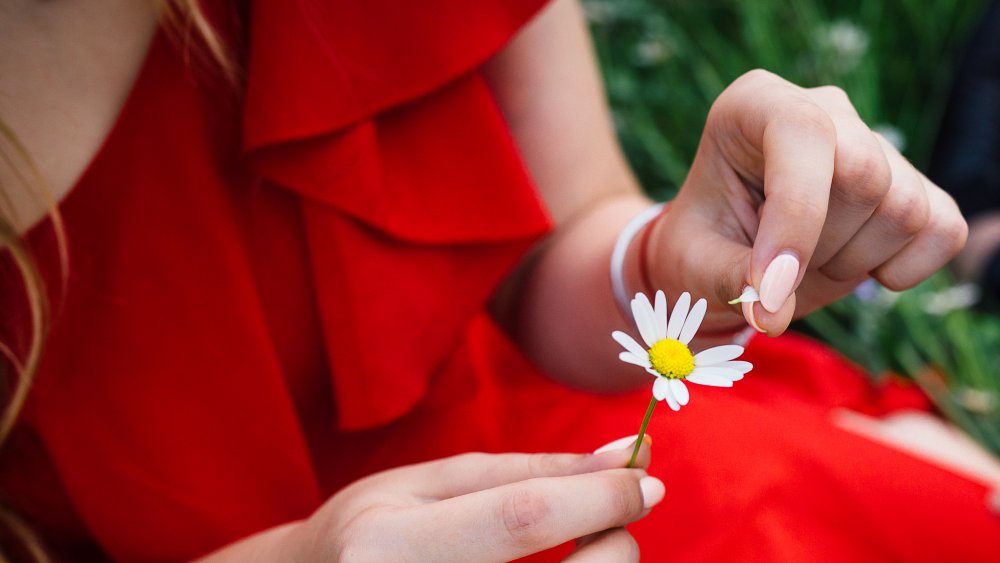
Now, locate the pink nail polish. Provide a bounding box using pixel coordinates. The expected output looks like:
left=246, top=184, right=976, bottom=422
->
left=759, top=252, right=799, bottom=313
left=639, top=476, right=665, bottom=509
left=742, top=300, right=766, bottom=333
left=593, top=435, right=637, bottom=454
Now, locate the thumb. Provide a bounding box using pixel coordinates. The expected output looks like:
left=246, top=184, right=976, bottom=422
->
left=655, top=212, right=794, bottom=335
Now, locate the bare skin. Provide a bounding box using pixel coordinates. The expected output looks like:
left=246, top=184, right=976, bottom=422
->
left=0, top=0, right=970, bottom=559
left=0, top=0, right=157, bottom=230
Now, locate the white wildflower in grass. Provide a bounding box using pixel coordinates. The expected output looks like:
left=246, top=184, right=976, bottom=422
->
left=633, top=37, right=672, bottom=66
left=816, top=20, right=870, bottom=74
left=872, top=124, right=907, bottom=152
left=614, top=291, right=753, bottom=466
left=921, top=283, right=981, bottom=316
left=582, top=0, right=621, bottom=24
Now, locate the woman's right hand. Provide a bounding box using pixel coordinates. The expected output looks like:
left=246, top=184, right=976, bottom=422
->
left=201, top=438, right=661, bottom=562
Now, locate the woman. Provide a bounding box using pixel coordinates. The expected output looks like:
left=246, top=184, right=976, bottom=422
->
left=1, top=0, right=992, bottom=561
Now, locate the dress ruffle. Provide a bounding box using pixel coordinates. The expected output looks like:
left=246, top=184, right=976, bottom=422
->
left=241, top=0, right=551, bottom=428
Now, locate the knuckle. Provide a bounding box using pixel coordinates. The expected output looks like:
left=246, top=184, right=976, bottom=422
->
left=500, top=488, right=553, bottom=547
left=875, top=267, right=919, bottom=292
left=771, top=100, right=836, bottom=141
left=930, top=206, right=969, bottom=256
left=836, top=146, right=891, bottom=206
left=738, top=68, right=780, bottom=87
left=814, top=84, right=850, bottom=103
left=880, top=183, right=930, bottom=237
left=525, top=453, right=564, bottom=479
left=601, top=474, right=643, bottom=521
left=772, top=193, right=825, bottom=223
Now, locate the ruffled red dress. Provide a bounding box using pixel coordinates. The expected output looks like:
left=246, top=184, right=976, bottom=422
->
left=1, top=1, right=998, bottom=561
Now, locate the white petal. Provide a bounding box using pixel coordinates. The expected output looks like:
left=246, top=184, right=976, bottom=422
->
left=686, top=372, right=735, bottom=387
left=653, top=290, right=668, bottom=341
left=666, top=292, right=690, bottom=340
left=690, top=366, right=742, bottom=381
left=664, top=384, right=681, bottom=411
left=631, top=293, right=658, bottom=347
left=717, top=360, right=753, bottom=374
left=668, top=379, right=689, bottom=406
left=679, top=298, right=707, bottom=345
left=728, top=286, right=760, bottom=305
left=652, top=377, right=670, bottom=400
left=612, top=331, right=648, bottom=359
left=693, top=344, right=744, bottom=366
left=619, top=351, right=651, bottom=369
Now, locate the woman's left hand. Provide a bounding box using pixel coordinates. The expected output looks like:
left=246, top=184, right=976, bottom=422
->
left=649, top=69, right=968, bottom=336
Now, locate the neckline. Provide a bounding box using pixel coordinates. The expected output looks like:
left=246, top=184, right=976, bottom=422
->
left=27, top=29, right=165, bottom=237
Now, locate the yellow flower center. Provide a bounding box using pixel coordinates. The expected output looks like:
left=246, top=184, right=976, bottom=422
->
left=648, top=339, right=695, bottom=380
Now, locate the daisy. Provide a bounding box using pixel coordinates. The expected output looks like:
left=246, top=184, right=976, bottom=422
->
left=613, top=290, right=753, bottom=411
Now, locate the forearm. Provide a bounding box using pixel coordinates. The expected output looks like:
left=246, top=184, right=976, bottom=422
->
left=494, top=192, right=654, bottom=391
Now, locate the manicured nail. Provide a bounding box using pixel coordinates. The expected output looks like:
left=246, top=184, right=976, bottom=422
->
left=593, top=435, right=638, bottom=454
left=639, top=476, right=665, bottom=508
left=759, top=252, right=799, bottom=313
left=742, top=299, right=766, bottom=333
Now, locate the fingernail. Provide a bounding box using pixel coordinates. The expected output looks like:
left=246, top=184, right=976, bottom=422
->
left=593, top=435, right=638, bottom=454
left=742, top=299, right=766, bottom=333
left=639, top=476, right=665, bottom=509
left=759, top=252, right=800, bottom=313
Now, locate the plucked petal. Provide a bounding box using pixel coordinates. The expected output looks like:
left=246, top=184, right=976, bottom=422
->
left=653, top=290, right=668, bottom=341
left=668, top=379, right=690, bottom=406
left=619, top=351, right=652, bottom=369
left=652, top=377, right=671, bottom=400
left=686, top=372, right=735, bottom=387
left=679, top=298, right=707, bottom=344
left=693, top=344, right=744, bottom=366
left=631, top=293, right=658, bottom=347
left=666, top=292, right=691, bottom=340
left=613, top=331, right=648, bottom=359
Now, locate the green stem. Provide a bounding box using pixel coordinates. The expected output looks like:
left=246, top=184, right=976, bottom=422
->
left=627, top=396, right=658, bottom=468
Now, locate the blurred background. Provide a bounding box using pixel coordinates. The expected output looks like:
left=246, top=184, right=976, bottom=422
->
left=583, top=0, right=1000, bottom=458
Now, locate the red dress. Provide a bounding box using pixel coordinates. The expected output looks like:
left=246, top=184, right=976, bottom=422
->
left=1, top=1, right=998, bottom=561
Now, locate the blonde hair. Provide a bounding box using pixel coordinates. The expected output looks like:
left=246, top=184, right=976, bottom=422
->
left=0, top=1, right=233, bottom=559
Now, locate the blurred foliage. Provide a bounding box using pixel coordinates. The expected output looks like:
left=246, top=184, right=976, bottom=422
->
left=807, top=272, right=1000, bottom=457
left=584, top=0, right=1000, bottom=456
left=584, top=0, right=990, bottom=198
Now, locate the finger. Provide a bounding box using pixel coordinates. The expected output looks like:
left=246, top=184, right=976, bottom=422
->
left=792, top=273, right=866, bottom=317
left=649, top=200, right=751, bottom=331
left=804, top=86, right=892, bottom=267
left=397, top=469, right=664, bottom=562
left=871, top=180, right=967, bottom=290
left=400, top=440, right=653, bottom=500
left=819, top=136, right=930, bottom=281
left=565, top=528, right=640, bottom=563
left=746, top=290, right=796, bottom=336
left=716, top=71, right=837, bottom=313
